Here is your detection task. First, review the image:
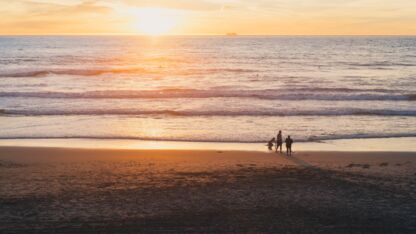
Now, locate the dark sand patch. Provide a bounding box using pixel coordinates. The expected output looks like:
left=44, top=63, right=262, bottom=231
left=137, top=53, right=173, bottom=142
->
left=1, top=165, right=416, bottom=233
left=346, top=163, right=371, bottom=169
left=0, top=160, right=26, bottom=168
left=1, top=148, right=416, bottom=233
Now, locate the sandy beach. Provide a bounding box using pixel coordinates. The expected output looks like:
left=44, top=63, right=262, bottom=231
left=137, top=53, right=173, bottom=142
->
left=2, top=3, right=416, bottom=233
left=1, top=146, right=415, bottom=233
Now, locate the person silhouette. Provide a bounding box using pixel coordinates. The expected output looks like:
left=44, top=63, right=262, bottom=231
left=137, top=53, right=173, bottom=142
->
left=275, top=130, right=283, bottom=153
left=285, top=135, right=293, bottom=156
left=267, top=137, right=275, bottom=151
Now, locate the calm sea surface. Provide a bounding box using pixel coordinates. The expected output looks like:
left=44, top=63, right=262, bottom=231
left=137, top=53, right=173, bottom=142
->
left=0, top=36, right=415, bottom=143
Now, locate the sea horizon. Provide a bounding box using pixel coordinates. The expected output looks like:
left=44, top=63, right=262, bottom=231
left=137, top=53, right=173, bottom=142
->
left=1, top=34, right=416, bottom=37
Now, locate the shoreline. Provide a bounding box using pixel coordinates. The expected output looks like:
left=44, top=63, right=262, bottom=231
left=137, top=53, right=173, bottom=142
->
left=0, top=137, right=415, bottom=152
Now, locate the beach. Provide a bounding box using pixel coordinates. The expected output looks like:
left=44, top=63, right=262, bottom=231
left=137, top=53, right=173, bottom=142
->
left=1, top=35, right=416, bottom=233
left=2, top=2, right=416, bottom=233
left=1, top=146, right=415, bottom=233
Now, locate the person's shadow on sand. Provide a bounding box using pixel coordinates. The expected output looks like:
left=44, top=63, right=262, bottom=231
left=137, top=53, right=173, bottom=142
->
left=285, top=155, right=314, bottom=168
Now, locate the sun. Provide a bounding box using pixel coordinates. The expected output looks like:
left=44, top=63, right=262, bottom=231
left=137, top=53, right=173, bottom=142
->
left=134, top=8, right=177, bottom=35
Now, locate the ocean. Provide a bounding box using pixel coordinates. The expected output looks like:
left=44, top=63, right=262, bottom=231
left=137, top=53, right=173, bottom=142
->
left=0, top=36, right=415, bottom=143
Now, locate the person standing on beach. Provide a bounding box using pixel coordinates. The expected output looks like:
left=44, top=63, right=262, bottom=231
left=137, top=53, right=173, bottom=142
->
left=275, top=130, right=283, bottom=153
left=285, top=136, right=293, bottom=156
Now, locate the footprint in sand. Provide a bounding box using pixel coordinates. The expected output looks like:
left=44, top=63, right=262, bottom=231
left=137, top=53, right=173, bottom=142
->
left=346, top=163, right=370, bottom=169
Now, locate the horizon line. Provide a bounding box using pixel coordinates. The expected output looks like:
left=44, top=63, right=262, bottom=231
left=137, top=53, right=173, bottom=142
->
left=1, top=34, right=416, bottom=37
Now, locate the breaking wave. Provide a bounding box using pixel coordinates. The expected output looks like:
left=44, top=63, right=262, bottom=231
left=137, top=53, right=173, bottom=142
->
left=2, top=108, right=416, bottom=117
left=0, top=133, right=415, bottom=143
left=0, top=89, right=414, bottom=101
left=0, top=67, right=258, bottom=78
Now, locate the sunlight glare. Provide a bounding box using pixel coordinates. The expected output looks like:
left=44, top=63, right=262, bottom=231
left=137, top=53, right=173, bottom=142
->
left=134, top=8, right=177, bottom=35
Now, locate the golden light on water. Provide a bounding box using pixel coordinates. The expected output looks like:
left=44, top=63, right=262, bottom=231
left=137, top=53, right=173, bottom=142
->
left=133, top=8, right=178, bottom=35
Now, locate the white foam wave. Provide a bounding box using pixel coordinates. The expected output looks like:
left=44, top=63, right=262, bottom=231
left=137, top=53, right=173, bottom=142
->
left=0, top=89, right=414, bottom=101
left=0, top=67, right=258, bottom=78
left=2, top=108, right=416, bottom=117
left=0, top=133, right=415, bottom=143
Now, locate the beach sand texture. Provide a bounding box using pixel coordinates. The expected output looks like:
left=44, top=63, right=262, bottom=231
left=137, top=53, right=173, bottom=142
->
left=1, top=147, right=416, bottom=233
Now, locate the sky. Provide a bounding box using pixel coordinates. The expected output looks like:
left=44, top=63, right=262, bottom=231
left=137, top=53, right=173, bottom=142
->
left=1, top=0, right=416, bottom=35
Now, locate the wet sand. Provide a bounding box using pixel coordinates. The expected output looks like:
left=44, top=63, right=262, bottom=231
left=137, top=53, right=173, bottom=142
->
left=1, top=147, right=416, bottom=233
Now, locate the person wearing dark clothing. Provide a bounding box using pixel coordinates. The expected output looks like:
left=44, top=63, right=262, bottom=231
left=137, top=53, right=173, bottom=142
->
left=267, top=137, right=275, bottom=151
left=285, top=136, right=293, bottom=156
left=275, top=130, right=283, bottom=153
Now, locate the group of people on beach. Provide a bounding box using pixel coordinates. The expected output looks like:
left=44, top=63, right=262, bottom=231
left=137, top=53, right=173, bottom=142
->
left=267, top=130, right=293, bottom=156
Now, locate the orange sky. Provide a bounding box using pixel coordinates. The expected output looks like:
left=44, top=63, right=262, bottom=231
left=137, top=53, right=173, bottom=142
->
left=2, top=0, right=416, bottom=35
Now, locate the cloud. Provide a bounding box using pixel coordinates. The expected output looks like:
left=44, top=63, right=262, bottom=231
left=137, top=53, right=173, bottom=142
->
left=121, top=0, right=224, bottom=11
left=22, top=0, right=112, bottom=16
left=0, top=0, right=119, bottom=34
